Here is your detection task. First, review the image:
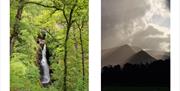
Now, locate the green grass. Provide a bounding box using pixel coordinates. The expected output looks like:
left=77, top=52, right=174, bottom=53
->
left=102, top=86, right=169, bottom=91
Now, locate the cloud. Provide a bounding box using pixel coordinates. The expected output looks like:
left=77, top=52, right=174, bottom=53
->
left=131, top=26, right=170, bottom=51
left=102, top=0, right=170, bottom=51
left=102, top=0, right=150, bottom=39
left=166, top=0, right=170, bottom=9
left=133, top=26, right=164, bottom=37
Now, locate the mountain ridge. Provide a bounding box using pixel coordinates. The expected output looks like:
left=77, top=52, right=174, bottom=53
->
left=102, top=44, right=169, bottom=67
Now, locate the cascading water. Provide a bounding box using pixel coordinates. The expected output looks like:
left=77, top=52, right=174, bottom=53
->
left=40, top=44, right=50, bottom=85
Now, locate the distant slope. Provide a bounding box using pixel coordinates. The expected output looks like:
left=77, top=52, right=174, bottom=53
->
left=102, top=45, right=136, bottom=66
left=146, top=50, right=170, bottom=60
left=127, top=50, right=156, bottom=64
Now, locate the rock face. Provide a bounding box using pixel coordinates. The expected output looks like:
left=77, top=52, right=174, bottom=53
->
left=102, top=44, right=168, bottom=67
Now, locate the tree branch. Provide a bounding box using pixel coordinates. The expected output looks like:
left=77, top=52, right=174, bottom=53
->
left=68, top=0, right=77, bottom=26
left=62, top=2, right=69, bottom=24
left=25, top=1, right=62, bottom=11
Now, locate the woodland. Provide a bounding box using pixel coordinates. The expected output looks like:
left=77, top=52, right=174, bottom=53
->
left=10, top=0, right=88, bottom=91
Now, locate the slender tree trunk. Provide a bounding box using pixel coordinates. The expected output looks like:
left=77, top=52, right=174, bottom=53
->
left=76, top=20, right=86, bottom=84
left=62, top=1, right=77, bottom=91
left=79, top=29, right=85, bottom=82
left=63, top=25, right=71, bottom=91
left=10, top=0, right=24, bottom=55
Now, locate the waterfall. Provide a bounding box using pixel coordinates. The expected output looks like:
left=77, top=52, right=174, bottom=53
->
left=40, top=44, right=50, bottom=85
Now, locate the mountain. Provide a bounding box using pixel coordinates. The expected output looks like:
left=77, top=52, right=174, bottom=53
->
left=101, top=44, right=170, bottom=67
left=127, top=50, right=156, bottom=64
left=131, top=46, right=141, bottom=52
left=102, top=44, right=136, bottom=67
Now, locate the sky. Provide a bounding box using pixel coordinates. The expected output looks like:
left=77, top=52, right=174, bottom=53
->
left=102, top=0, right=170, bottom=52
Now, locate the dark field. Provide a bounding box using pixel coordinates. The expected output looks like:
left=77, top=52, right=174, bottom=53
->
left=102, top=86, right=169, bottom=91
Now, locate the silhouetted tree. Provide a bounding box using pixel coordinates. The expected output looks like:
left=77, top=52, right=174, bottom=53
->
left=102, top=58, right=170, bottom=87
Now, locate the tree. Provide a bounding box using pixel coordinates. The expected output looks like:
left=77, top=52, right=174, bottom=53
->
left=11, top=0, right=88, bottom=91
left=75, top=8, right=88, bottom=83
left=10, top=0, right=25, bottom=55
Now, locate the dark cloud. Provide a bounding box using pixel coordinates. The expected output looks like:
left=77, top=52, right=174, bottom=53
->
left=166, top=0, right=170, bottom=9
left=102, top=0, right=150, bottom=39
left=102, top=0, right=170, bottom=51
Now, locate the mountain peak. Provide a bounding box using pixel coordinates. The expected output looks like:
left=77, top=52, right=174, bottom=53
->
left=120, top=44, right=131, bottom=48
left=117, top=44, right=134, bottom=52
left=102, top=44, right=136, bottom=67
left=128, top=50, right=156, bottom=64
left=138, top=50, right=147, bottom=54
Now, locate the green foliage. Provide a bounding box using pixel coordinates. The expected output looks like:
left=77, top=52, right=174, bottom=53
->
left=10, top=0, right=88, bottom=91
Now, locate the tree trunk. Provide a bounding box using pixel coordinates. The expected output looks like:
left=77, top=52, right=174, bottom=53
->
left=10, top=0, right=25, bottom=55
left=63, top=25, right=71, bottom=91
left=79, top=29, right=85, bottom=82
left=62, top=1, right=77, bottom=91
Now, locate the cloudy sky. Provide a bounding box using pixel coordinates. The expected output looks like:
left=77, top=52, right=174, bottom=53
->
left=102, top=0, right=170, bottom=52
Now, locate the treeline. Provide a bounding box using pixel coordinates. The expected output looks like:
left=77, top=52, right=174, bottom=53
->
left=102, top=58, right=170, bottom=87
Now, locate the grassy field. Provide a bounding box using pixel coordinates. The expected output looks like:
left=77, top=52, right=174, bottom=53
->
left=102, top=86, right=169, bottom=91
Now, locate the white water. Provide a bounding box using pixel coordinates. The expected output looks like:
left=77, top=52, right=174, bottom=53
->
left=40, top=44, right=50, bottom=84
